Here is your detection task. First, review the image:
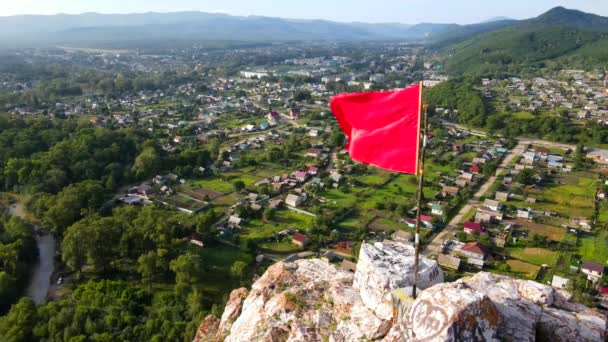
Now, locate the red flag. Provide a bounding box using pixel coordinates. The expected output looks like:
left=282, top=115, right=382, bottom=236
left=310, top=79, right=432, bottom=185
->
left=330, top=83, right=422, bottom=175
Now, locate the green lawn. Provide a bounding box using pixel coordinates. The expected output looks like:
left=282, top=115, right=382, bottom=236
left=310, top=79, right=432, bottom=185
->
left=511, top=111, right=535, bottom=120
left=511, top=172, right=597, bottom=218
left=321, top=188, right=359, bottom=207
left=194, top=179, right=234, bottom=194
left=240, top=210, right=314, bottom=241
left=259, top=241, right=301, bottom=253
left=507, top=247, right=559, bottom=266
left=189, top=242, right=254, bottom=299
left=598, top=203, right=608, bottom=224
left=578, top=230, right=608, bottom=265
left=355, top=173, right=392, bottom=186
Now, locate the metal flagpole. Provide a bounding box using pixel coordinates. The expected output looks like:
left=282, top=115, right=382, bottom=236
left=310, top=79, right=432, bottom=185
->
left=412, top=83, right=428, bottom=299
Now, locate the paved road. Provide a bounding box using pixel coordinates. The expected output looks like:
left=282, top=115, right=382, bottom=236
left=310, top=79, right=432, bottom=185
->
left=9, top=202, right=56, bottom=304
left=422, top=141, right=527, bottom=256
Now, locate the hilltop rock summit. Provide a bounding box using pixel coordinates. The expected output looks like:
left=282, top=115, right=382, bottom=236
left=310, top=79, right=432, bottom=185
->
left=194, top=241, right=607, bottom=342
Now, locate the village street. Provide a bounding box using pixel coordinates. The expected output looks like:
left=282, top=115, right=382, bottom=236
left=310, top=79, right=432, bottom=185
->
left=423, top=140, right=527, bottom=256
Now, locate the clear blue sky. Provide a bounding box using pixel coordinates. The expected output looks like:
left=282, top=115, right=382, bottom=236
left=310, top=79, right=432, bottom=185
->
left=2, top=0, right=608, bottom=24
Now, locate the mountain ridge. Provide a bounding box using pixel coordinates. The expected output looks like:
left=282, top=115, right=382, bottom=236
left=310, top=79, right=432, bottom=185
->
left=443, top=6, right=608, bottom=75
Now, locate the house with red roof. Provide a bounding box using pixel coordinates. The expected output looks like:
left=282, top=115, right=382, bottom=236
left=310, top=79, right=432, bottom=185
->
left=470, top=163, right=481, bottom=175
left=294, top=171, right=308, bottom=182
left=406, top=215, right=434, bottom=229
left=463, top=221, right=486, bottom=235
left=291, top=232, right=310, bottom=248
left=307, top=166, right=319, bottom=175
left=456, top=242, right=490, bottom=268
left=267, top=111, right=281, bottom=124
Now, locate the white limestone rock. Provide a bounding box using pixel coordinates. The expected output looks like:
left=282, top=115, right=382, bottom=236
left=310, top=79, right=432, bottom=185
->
left=409, top=282, right=500, bottom=341
left=353, top=241, right=444, bottom=320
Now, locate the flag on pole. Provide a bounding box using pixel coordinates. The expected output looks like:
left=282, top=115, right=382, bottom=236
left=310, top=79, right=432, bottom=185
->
left=330, top=83, right=422, bottom=175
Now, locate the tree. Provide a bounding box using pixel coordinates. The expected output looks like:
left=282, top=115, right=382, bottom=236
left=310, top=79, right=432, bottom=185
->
left=133, top=146, right=161, bottom=179
left=137, top=249, right=169, bottom=285
left=62, top=225, right=88, bottom=275
left=516, top=168, right=535, bottom=186
left=170, top=254, right=203, bottom=297
left=232, top=180, right=245, bottom=192
left=0, top=297, right=37, bottom=342
left=230, top=261, right=247, bottom=281
left=263, top=208, right=276, bottom=221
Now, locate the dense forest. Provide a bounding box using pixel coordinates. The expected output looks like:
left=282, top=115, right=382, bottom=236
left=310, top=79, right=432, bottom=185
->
left=442, top=7, right=608, bottom=76
left=0, top=111, right=251, bottom=341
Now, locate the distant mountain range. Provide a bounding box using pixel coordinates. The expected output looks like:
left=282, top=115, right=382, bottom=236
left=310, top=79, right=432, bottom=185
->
left=1, top=7, right=608, bottom=75
left=0, top=11, right=503, bottom=47
left=442, top=7, right=608, bottom=75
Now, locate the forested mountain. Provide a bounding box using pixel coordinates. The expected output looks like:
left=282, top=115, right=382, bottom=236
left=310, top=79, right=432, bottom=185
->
left=443, top=7, right=608, bottom=76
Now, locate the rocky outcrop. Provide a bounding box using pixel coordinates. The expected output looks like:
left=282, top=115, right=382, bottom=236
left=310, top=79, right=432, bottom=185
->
left=354, top=242, right=444, bottom=321
left=194, top=242, right=607, bottom=342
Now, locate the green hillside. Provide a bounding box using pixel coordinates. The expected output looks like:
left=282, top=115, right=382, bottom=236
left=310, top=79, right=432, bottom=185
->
left=444, top=7, right=608, bottom=76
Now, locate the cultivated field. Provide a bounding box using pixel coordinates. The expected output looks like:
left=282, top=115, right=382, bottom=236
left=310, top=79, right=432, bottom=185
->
left=515, top=219, right=566, bottom=241
left=508, top=247, right=559, bottom=266
left=507, top=260, right=541, bottom=279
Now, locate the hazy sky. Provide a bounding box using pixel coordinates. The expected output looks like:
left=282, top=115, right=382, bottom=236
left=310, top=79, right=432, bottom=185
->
left=2, top=0, right=608, bottom=24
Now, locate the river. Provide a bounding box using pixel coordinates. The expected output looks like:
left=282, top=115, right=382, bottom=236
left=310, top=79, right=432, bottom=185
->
left=8, top=202, right=56, bottom=305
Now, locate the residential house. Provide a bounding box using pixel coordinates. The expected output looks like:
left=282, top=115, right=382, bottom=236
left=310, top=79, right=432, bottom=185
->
left=268, top=111, right=281, bottom=123
left=522, top=152, right=537, bottom=165
left=294, top=171, right=308, bottom=182
left=285, top=194, right=304, bottom=207
left=551, top=275, right=570, bottom=289
left=406, top=215, right=434, bottom=230
left=392, top=230, right=413, bottom=243
left=309, top=129, right=320, bottom=137
left=248, top=193, right=259, bottom=203
left=442, top=186, right=460, bottom=198
left=476, top=207, right=503, bottom=223
left=438, top=254, right=461, bottom=271
left=131, top=184, right=156, bottom=198
left=189, top=233, right=205, bottom=248
left=483, top=199, right=502, bottom=212
left=495, top=192, right=509, bottom=202
left=336, top=241, right=354, bottom=253
left=269, top=198, right=283, bottom=209
left=292, top=232, right=310, bottom=248
left=458, top=172, right=475, bottom=185
left=581, top=261, right=605, bottom=283
left=329, top=171, right=344, bottom=183
left=228, top=215, right=243, bottom=228
left=307, top=166, right=319, bottom=175
left=306, top=148, right=323, bottom=159
left=470, top=163, right=481, bottom=175
left=259, top=121, right=270, bottom=130
left=456, top=242, right=490, bottom=268
left=463, top=221, right=486, bottom=235
left=587, top=149, right=608, bottom=165
left=431, top=203, right=446, bottom=217
left=517, top=210, right=533, bottom=220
